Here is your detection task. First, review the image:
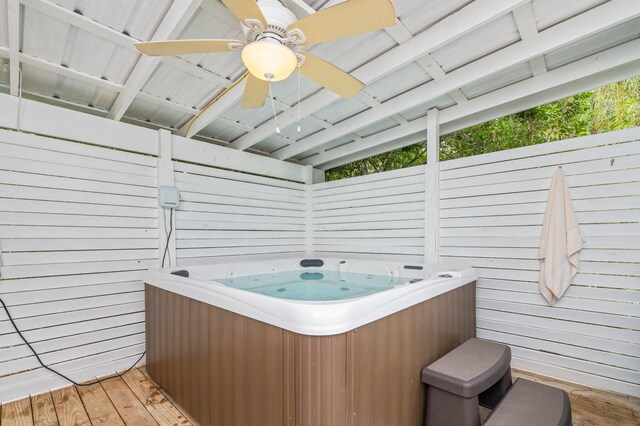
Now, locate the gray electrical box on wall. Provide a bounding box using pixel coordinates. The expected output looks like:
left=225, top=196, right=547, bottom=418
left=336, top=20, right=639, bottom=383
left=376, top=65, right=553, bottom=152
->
left=158, top=186, right=180, bottom=208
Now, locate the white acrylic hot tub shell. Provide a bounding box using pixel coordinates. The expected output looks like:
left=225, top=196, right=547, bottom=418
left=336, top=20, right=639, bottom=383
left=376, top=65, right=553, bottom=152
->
left=143, top=257, right=477, bottom=336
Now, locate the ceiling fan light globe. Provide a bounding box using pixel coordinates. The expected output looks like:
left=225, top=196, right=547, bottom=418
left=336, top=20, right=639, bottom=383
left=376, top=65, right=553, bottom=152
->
left=242, top=41, right=297, bottom=82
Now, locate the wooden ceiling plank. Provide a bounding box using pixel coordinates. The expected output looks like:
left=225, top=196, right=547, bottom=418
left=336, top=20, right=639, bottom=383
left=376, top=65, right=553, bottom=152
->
left=513, top=2, right=549, bottom=75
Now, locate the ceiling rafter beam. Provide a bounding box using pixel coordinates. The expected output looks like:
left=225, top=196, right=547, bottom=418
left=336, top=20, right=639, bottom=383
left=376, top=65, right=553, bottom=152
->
left=225, top=0, right=526, bottom=151
left=107, top=0, right=203, bottom=121
left=217, top=116, right=254, bottom=132
left=7, top=0, right=20, bottom=96
left=20, top=0, right=135, bottom=47
left=137, top=92, right=258, bottom=133
left=355, top=91, right=380, bottom=107
left=163, top=56, right=232, bottom=88
left=305, top=115, right=333, bottom=129
left=356, top=94, right=415, bottom=126
left=416, top=54, right=445, bottom=79
left=384, top=17, right=468, bottom=105
left=307, top=118, right=424, bottom=167
left=137, top=91, right=197, bottom=115
left=311, top=36, right=640, bottom=169
left=273, top=98, right=291, bottom=111
left=0, top=81, right=256, bottom=142
left=513, top=2, right=548, bottom=75
left=281, top=0, right=316, bottom=17
left=391, top=114, right=408, bottom=124
left=274, top=0, right=640, bottom=160
left=0, top=46, right=122, bottom=91
left=416, top=54, right=469, bottom=105
left=447, top=89, right=470, bottom=105
left=318, top=132, right=426, bottom=170
left=4, top=86, right=109, bottom=115
left=383, top=18, right=412, bottom=43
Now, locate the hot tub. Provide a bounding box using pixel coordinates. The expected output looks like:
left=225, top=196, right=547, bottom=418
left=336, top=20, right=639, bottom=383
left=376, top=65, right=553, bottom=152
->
left=144, top=257, right=477, bottom=425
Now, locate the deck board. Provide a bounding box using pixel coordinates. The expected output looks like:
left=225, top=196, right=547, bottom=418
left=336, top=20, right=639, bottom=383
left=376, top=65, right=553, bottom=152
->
left=51, top=387, right=90, bottom=426
left=1, top=397, right=33, bottom=426
left=120, top=369, right=191, bottom=425
left=76, top=382, right=125, bottom=426
left=138, top=366, right=201, bottom=426
left=1, top=367, right=636, bottom=425
left=30, top=392, right=57, bottom=426
left=100, top=377, right=158, bottom=426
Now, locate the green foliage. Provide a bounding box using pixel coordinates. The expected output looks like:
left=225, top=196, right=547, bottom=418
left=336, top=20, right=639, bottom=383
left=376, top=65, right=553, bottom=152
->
left=323, top=144, right=427, bottom=180
left=326, top=77, right=640, bottom=181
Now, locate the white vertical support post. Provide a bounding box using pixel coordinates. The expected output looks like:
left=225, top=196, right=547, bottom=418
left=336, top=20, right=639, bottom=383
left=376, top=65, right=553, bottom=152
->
left=304, top=165, right=314, bottom=256
left=425, top=108, right=440, bottom=264
left=158, top=129, right=176, bottom=267
left=312, top=168, right=326, bottom=184
left=7, top=0, right=20, bottom=96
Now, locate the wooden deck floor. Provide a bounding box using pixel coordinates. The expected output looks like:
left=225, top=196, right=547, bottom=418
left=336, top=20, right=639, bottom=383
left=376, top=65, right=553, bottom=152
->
left=0, top=368, right=637, bottom=425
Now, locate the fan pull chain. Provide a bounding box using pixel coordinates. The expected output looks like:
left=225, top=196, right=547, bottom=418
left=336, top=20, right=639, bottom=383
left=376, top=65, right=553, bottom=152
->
left=267, top=77, right=280, bottom=134
left=297, top=63, right=301, bottom=133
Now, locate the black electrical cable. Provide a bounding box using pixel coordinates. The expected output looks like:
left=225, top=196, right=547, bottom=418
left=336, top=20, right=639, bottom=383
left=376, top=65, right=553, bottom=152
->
left=161, top=208, right=173, bottom=268
left=0, top=297, right=145, bottom=386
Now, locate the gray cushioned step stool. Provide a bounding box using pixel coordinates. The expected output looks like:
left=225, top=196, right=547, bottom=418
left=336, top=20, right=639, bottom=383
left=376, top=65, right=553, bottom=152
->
left=483, top=378, right=572, bottom=426
left=421, top=338, right=512, bottom=426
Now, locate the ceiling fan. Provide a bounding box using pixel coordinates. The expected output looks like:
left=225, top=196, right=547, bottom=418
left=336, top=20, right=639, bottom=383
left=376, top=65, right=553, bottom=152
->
left=134, top=0, right=396, bottom=109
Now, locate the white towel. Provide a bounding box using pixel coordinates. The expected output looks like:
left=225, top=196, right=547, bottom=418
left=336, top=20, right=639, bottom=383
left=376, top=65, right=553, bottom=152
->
left=538, top=168, right=584, bottom=305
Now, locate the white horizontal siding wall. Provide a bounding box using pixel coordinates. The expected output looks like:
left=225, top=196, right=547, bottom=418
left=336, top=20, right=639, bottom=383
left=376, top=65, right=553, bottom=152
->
left=0, top=93, right=637, bottom=401
left=312, top=166, right=426, bottom=264
left=0, top=95, right=312, bottom=404
left=439, top=127, right=640, bottom=397
left=0, top=128, right=158, bottom=402
left=173, top=161, right=307, bottom=265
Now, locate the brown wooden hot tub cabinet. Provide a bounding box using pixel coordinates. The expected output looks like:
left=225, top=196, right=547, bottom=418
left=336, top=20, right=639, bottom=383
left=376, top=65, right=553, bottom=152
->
left=145, top=282, right=476, bottom=425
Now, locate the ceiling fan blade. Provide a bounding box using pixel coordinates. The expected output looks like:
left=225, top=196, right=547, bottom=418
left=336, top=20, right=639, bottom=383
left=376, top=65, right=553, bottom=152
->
left=287, top=0, right=396, bottom=46
left=297, top=51, right=364, bottom=99
left=241, top=74, right=269, bottom=109
left=134, top=39, right=243, bottom=56
left=222, top=0, right=268, bottom=28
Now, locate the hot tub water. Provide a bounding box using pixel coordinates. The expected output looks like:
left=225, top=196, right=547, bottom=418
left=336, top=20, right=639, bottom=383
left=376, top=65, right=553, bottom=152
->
left=216, top=270, right=413, bottom=301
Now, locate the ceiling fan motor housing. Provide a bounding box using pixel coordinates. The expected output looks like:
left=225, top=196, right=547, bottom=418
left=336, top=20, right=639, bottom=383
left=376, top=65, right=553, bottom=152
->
left=258, top=0, right=298, bottom=29
left=244, top=0, right=298, bottom=44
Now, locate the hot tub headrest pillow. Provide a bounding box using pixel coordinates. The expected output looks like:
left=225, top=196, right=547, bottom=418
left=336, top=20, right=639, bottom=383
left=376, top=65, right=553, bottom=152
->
left=171, top=269, right=190, bottom=278
left=300, top=259, right=324, bottom=267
